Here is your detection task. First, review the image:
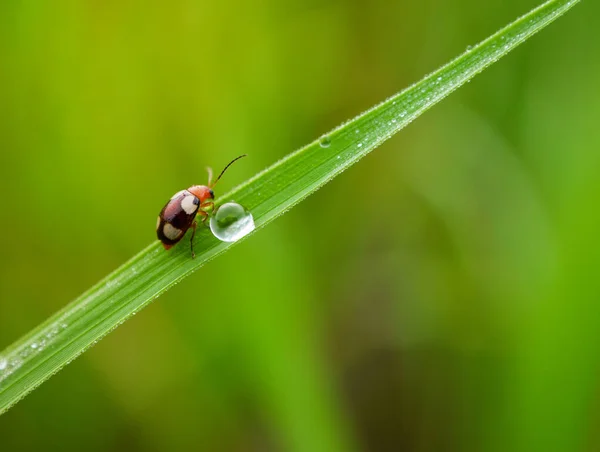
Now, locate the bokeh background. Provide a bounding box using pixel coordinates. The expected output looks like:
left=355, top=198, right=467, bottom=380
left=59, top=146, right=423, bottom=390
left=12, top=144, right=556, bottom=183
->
left=0, top=1, right=598, bottom=451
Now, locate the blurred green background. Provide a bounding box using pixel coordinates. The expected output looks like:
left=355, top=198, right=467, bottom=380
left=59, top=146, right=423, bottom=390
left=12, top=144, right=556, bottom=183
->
left=0, top=1, right=597, bottom=451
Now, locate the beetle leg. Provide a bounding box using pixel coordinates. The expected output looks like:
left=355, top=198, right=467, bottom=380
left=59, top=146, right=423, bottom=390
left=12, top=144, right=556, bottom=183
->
left=200, top=201, right=214, bottom=212
left=197, top=209, right=210, bottom=225
left=189, top=221, right=197, bottom=258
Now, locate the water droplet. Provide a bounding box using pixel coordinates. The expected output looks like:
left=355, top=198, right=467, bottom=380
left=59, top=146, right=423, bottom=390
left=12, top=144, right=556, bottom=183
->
left=466, top=45, right=473, bottom=52
left=31, top=343, right=38, bottom=349
left=337, top=155, right=341, bottom=159
left=210, top=203, right=255, bottom=243
left=319, top=135, right=331, bottom=148
left=0, top=358, right=7, bottom=371
left=357, top=143, right=363, bottom=148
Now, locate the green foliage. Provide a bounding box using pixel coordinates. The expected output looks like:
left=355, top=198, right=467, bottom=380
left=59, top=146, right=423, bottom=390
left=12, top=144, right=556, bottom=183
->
left=0, top=0, right=580, bottom=427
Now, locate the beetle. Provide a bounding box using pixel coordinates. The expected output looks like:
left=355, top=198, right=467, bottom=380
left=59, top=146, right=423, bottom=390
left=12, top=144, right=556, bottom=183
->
left=156, top=155, right=246, bottom=258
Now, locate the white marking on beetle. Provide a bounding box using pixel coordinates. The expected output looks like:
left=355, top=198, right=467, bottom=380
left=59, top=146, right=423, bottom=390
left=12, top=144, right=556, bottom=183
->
left=156, top=216, right=161, bottom=229
left=170, top=189, right=187, bottom=200
left=181, top=195, right=198, bottom=215
left=163, top=223, right=183, bottom=240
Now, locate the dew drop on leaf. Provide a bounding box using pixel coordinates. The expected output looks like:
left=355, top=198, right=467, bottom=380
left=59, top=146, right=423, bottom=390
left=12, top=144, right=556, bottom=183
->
left=210, top=202, right=255, bottom=242
left=319, top=135, right=331, bottom=148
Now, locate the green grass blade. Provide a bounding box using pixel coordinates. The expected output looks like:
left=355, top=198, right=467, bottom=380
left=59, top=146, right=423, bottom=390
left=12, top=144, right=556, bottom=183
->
left=0, top=0, right=579, bottom=415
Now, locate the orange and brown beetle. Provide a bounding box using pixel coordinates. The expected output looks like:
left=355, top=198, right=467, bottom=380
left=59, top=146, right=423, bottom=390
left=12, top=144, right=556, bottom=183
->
left=156, top=155, right=246, bottom=258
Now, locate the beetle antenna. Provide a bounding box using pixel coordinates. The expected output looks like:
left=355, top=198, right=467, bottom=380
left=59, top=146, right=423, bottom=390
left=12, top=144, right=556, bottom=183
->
left=211, top=154, right=247, bottom=188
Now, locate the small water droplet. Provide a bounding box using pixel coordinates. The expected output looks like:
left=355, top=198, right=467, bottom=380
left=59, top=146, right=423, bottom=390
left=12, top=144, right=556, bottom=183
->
left=31, top=343, right=38, bottom=349
left=466, top=45, right=473, bottom=52
left=319, top=135, right=331, bottom=148
left=355, top=129, right=360, bottom=134
left=210, top=203, right=255, bottom=243
left=0, top=357, right=7, bottom=371
left=357, top=143, right=363, bottom=148
left=337, top=155, right=341, bottom=159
